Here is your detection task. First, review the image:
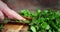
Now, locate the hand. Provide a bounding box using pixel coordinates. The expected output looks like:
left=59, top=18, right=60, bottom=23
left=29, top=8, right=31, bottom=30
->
left=0, top=0, right=26, bottom=21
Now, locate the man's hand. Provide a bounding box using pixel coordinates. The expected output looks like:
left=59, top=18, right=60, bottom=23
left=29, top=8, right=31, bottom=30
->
left=0, top=0, right=26, bottom=21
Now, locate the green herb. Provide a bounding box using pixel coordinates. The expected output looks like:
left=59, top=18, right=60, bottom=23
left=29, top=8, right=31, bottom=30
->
left=0, top=24, right=3, bottom=30
left=19, top=9, right=60, bottom=32
left=30, top=26, right=36, bottom=32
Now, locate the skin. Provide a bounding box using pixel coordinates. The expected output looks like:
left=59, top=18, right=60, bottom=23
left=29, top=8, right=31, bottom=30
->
left=0, top=0, right=26, bottom=21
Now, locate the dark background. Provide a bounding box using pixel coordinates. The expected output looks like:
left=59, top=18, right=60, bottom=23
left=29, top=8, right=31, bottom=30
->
left=2, top=0, right=59, bottom=12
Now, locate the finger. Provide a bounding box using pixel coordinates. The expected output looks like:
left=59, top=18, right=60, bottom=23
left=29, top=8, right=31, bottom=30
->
left=2, top=9, right=26, bottom=21
left=0, top=1, right=26, bottom=21
left=0, top=11, right=4, bottom=20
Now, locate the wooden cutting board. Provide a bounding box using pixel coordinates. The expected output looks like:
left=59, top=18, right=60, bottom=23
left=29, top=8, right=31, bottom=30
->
left=2, top=22, right=29, bottom=32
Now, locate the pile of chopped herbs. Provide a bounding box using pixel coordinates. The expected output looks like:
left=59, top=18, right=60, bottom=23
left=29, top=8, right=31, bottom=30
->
left=0, top=9, right=60, bottom=32
left=19, top=9, right=60, bottom=32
